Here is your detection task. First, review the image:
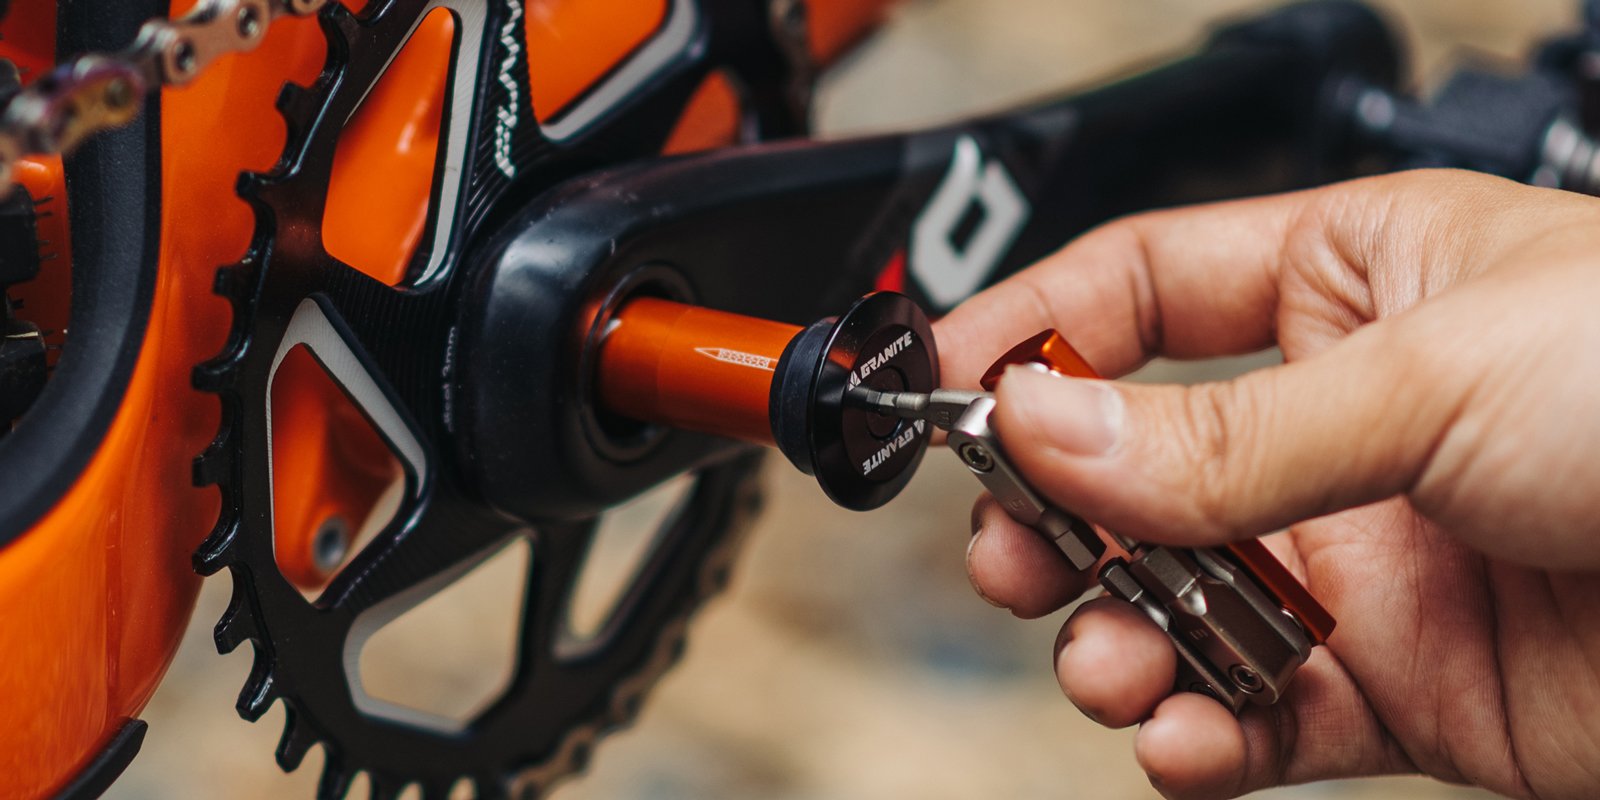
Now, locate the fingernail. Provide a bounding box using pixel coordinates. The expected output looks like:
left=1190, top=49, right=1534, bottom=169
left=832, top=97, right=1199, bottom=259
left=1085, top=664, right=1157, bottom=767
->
left=1001, top=365, right=1123, bottom=456
left=965, top=526, right=1007, bottom=609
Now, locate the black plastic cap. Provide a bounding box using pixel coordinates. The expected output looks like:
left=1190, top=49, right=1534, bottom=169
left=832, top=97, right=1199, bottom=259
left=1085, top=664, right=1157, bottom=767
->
left=770, top=292, right=938, bottom=511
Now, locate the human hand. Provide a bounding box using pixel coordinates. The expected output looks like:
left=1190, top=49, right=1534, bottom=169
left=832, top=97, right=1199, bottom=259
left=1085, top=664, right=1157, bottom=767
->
left=933, top=170, right=1600, bottom=800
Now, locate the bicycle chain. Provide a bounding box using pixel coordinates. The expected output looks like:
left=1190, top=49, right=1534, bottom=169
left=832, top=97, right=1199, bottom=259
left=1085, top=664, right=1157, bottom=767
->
left=0, top=0, right=327, bottom=191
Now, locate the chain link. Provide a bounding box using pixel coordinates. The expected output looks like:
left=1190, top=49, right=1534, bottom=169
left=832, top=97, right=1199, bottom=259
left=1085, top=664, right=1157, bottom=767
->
left=0, top=0, right=328, bottom=190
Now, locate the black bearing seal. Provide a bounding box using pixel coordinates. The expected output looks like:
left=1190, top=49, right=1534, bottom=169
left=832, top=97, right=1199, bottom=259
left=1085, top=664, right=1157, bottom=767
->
left=770, top=292, right=938, bottom=510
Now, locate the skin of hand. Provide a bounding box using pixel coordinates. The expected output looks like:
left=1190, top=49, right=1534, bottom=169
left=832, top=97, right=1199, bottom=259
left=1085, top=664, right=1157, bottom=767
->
left=932, top=170, right=1600, bottom=800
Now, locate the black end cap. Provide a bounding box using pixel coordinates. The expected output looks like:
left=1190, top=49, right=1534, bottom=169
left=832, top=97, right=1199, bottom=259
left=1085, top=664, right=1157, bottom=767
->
left=770, top=292, right=938, bottom=511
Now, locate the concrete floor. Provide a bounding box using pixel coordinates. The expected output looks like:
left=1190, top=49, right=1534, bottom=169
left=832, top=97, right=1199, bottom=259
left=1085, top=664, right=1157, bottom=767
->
left=114, top=1, right=1575, bottom=798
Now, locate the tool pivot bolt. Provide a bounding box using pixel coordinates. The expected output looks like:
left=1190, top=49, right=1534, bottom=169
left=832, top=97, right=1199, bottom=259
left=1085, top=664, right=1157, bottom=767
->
left=1229, top=664, right=1264, bottom=694
left=959, top=442, right=995, bottom=473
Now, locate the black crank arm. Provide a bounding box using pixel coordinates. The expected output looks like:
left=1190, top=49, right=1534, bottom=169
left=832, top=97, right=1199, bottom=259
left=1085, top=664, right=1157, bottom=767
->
left=452, top=0, right=1402, bottom=522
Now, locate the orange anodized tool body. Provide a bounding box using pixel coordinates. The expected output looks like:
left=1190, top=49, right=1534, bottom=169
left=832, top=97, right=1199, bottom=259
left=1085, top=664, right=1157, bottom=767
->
left=596, top=298, right=801, bottom=446
left=984, top=330, right=1335, bottom=644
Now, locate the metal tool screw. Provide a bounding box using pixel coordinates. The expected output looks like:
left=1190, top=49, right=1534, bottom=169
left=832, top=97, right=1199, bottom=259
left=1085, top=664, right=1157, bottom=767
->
left=1229, top=664, right=1264, bottom=694
left=312, top=517, right=352, bottom=574
left=1189, top=682, right=1221, bottom=700
left=958, top=442, right=995, bottom=472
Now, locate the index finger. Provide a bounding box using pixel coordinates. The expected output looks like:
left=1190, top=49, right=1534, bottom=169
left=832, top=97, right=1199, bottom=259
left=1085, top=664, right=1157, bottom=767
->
left=933, top=187, right=1302, bottom=386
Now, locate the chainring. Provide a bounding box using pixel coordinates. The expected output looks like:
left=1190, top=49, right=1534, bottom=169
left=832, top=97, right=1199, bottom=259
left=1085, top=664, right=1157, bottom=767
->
left=192, top=1, right=803, bottom=796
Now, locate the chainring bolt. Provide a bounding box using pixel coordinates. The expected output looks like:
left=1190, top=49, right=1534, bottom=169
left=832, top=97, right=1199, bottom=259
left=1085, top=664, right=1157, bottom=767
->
left=312, top=517, right=352, bottom=574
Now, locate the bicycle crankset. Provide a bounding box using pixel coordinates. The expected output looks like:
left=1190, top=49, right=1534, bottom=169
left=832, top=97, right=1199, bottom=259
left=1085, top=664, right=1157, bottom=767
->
left=0, top=0, right=1419, bottom=796
left=189, top=0, right=818, bottom=797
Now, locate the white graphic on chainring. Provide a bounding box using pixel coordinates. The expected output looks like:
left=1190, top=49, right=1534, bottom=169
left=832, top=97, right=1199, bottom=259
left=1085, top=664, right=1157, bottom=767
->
left=910, top=136, right=1030, bottom=309
left=493, top=0, right=523, bottom=178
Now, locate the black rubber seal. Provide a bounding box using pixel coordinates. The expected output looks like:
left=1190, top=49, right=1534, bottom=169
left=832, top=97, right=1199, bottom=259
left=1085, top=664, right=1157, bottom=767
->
left=770, top=318, right=832, bottom=476
left=51, top=719, right=148, bottom=800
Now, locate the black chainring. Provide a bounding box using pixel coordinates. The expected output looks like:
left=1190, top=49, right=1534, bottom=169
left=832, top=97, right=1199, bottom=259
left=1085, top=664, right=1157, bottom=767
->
left=192, top=1, right=805, bottom=796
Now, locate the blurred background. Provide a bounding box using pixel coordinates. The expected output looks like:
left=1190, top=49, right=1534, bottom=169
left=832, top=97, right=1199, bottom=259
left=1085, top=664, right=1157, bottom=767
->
left=114, top=0, right=1574, bottom=798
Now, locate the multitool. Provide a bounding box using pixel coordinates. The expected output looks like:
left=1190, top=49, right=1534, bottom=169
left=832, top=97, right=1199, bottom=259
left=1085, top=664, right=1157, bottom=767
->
left=592, top=291, right=1334, bottom=710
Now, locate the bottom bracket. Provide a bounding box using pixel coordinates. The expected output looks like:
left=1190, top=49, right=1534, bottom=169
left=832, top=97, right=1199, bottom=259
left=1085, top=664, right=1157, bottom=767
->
left=577, top=265, right=695, bottom=463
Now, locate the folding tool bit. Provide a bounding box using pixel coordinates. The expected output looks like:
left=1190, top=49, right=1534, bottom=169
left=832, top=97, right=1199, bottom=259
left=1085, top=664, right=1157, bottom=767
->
left=850, top=384, right=1108, bottom=571
left=850, top=332, right=1335, bottom=712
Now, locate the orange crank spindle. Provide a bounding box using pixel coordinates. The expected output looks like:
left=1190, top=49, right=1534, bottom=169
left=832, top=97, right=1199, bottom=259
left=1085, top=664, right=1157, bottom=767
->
left=595, top=298, right=802, bottom=446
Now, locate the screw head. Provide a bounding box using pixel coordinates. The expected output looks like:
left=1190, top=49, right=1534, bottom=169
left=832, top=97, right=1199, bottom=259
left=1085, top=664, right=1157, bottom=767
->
left=1229, top=664, right=1264, bottom=694
left=958, top=442, right=995, bottom=473
left=312, top=517, right=352, bottom=574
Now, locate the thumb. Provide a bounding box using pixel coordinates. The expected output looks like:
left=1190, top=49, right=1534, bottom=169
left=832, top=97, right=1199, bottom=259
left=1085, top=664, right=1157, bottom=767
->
left=990, top=323, right=1464, bottom=546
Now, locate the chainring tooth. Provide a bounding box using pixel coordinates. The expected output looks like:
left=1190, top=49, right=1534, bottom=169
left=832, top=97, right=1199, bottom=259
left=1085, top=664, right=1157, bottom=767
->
left=276, top=706, right=320, bottom=770
left=214, top=578, right=256, bottom=651
left=192, top=510, right=240, bottom=574
left=317, top=752, right=353, bottom=800
left=192, top=425, right=234, bottom=486
left=212, top=262, right=249, bottom=301
left=475, top=776, right=510, bottom=800
left=367, top=776, right=404, bottom=800
left=192, top=322, right=248, bottom=391
left=234, top=168, right=271, bottom=199
left=190, top=361, right=235, bottom=393
left=274, top=81, right=318, bottom=122
left=237, top=648, right=280, bottom=721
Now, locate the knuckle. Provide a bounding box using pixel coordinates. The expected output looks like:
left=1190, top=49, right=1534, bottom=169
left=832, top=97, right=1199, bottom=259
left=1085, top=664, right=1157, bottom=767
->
left=1165, top=380, right=1266, bottom=539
